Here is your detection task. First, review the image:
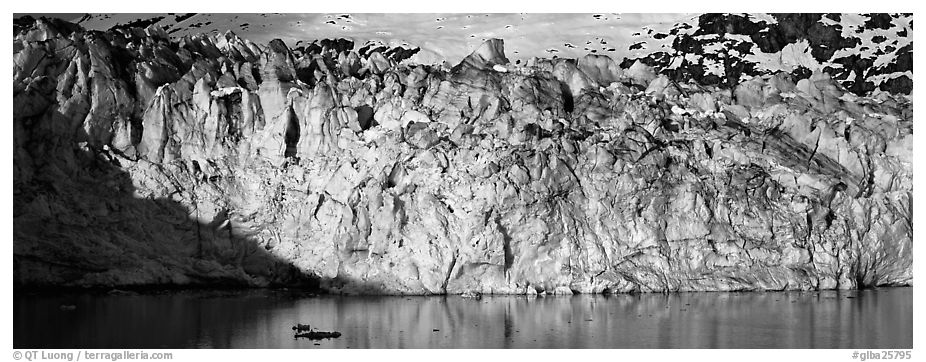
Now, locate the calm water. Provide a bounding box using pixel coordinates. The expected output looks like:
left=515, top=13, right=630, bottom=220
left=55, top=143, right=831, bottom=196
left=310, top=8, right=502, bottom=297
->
left=14, top=287, right=911, bottom=349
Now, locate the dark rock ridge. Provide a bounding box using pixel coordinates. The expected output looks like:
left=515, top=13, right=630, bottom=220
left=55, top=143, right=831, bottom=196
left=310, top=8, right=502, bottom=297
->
left=13, top=18, right=912, bottom=294
left=623, top=13, right=913, bottom=96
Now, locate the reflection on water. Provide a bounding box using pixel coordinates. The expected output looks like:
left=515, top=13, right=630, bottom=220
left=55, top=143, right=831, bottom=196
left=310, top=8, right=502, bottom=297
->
left=14, top=288, right=911, bottom=349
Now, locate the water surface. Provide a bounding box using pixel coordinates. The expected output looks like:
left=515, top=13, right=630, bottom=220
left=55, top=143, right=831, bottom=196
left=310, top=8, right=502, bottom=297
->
left=14, top=287, right=912, bottom=349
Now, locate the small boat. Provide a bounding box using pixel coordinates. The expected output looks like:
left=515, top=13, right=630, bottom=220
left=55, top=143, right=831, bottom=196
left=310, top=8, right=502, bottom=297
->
left=292, top=323, right=342, bottom=340
left=294, top=331, right=342, bottom=340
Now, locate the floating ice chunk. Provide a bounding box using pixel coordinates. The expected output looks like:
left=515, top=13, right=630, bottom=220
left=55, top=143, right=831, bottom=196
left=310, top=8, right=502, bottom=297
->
left=492, top=64, right=508, bottom=73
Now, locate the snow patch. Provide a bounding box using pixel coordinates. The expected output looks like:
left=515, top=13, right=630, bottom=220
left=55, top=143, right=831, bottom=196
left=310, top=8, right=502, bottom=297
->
left=744, top=40, right=822, bottom=73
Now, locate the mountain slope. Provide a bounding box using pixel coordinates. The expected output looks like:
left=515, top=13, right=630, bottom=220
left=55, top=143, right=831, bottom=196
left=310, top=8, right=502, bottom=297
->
left=623, top=13, right=913, bottom=95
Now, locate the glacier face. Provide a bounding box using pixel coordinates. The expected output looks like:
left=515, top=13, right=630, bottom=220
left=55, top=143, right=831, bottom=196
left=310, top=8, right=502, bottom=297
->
left=13, top=17, right=912, bottom=294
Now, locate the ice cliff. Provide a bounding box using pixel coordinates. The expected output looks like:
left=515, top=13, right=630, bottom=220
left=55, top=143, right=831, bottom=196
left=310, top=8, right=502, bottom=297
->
left=13, top=17, right=912, bottom=294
